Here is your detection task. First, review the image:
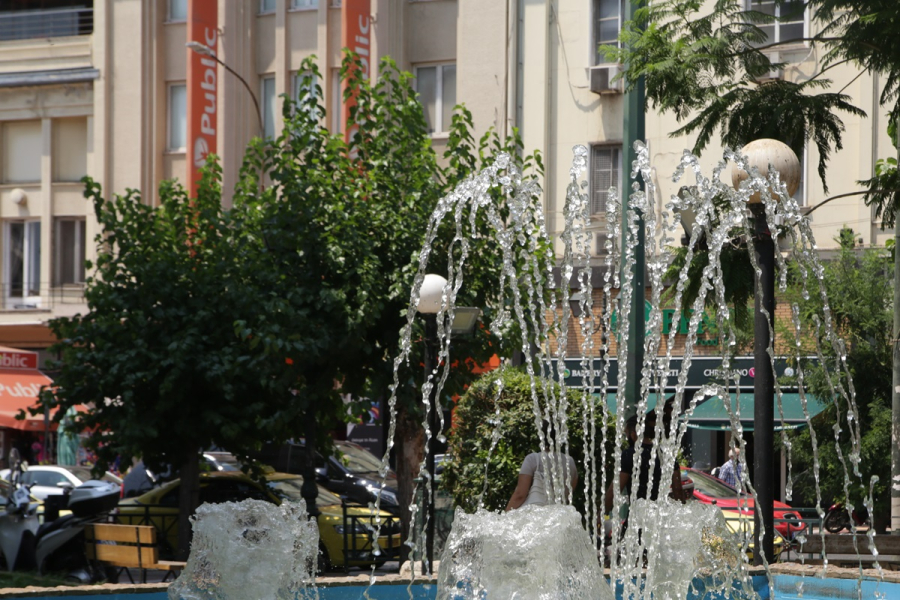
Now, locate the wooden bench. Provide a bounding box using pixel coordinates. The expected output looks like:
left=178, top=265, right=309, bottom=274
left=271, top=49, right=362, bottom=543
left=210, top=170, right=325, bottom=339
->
left=797, top=534, right=900, bottom=571
left=85, top=523, right=187, bottom=583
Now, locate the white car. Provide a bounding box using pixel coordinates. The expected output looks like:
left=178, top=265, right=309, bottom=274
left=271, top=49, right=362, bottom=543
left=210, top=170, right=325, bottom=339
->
left=0, top=465, right=122, bottom=501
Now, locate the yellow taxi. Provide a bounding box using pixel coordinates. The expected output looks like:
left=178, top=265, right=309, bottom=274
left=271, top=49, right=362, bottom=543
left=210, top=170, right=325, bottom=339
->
left=115, top=471, right=402, bottom=571
left=718, top=509, right=785, bottom=561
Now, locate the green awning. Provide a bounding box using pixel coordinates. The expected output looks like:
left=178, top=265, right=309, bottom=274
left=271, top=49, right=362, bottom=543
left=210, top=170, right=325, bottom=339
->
left=685, top=393, right=827, bottom=431
left=599, top=393, right=666, bottom=415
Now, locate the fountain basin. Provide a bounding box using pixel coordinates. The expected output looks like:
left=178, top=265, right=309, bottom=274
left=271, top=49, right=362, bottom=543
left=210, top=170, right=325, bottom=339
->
left=0, top=568, right=896, bottom=600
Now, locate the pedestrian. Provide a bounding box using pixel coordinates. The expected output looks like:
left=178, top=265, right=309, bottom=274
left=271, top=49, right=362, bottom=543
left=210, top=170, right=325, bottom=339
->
left=505, top=430, right=578, bottom=511
left=604, top=409, right=685, bottom=515
left=718, top=447, right=743, bottom=488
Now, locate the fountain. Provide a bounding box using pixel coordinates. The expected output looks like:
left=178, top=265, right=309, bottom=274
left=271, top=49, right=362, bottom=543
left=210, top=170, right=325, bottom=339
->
left=369, top=139, right=892, bottom=600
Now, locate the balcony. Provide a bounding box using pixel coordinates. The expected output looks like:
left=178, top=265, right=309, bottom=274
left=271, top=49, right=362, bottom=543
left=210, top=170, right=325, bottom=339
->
left=0, top=6, right=93, bottom=43
left=0, top=282, right=85, bottom=314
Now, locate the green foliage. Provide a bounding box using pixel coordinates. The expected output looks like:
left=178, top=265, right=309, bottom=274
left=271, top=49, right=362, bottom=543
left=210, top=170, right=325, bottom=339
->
left=441, top=367, right=614, bottom=514
left=605, top=0, right=869, bottom=192
left=784, top=230, right=893, bottom=529
left=40, top=164, right=286, bottom=475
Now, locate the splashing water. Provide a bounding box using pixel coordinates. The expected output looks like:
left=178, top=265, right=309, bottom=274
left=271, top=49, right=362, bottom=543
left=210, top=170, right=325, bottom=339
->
left=169, top=500, right=318, bottom=600
left=370, top=140, right=874, bottom=599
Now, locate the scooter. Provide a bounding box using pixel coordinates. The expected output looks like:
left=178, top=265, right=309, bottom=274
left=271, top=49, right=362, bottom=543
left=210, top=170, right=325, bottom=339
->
left=33, top=478, right=121, bottom=580
left=823, top=501, right=869, bottom=533
left=0, top=452, right=120, bottom=580
left=0, top=450, right=39, bottom=571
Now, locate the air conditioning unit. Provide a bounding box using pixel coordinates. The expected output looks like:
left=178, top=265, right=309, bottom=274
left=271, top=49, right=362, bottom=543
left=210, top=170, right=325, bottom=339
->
left=756, top=52, right=784, bottom=82
left=588, top=65, right=623, bottom=95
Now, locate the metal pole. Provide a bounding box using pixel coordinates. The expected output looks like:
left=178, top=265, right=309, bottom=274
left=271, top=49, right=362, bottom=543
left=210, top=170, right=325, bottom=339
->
left=423, top=313, right=439, bottom=573
left=622, top=0, right=646, bottom=419
left=301, top=406, right=320, bottom=520
left=892, top=211, right=900, bottom=535
left=892, top=126, right=900, bottom=536
left=751, top=204, right=775, bottom=563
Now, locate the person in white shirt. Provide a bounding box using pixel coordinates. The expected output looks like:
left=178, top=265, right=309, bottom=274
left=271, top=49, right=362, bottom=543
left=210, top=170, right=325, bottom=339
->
left=504, top=449, right=578, bottom=511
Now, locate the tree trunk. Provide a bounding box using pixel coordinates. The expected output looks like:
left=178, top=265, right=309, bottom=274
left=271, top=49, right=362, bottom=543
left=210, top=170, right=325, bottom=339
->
left=395, top=404, right=424, bottom=564
left=177, top=450, right=201, bottom=561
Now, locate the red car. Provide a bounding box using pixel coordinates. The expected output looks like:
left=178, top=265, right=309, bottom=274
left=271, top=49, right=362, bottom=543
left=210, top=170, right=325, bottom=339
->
left=681, top=467, right=805, bottom=538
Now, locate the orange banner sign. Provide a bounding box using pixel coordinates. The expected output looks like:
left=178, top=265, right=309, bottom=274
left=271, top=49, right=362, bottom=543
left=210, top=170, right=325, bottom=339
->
left=187, top=0, right=218, bottom=198
left=341, top=0, right=371, bottom=145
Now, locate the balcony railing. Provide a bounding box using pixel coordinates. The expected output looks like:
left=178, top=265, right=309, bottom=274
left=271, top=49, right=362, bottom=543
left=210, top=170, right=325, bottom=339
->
left=0, top=7, right=93, bottom=42
left=0, top=282, right=85, bottom=311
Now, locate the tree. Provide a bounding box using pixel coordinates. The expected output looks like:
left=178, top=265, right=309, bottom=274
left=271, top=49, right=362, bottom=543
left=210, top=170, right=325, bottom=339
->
left=785, top=229, right=893, bottom=531
left=609, top=1, right=900, bottom=530
left=228, top=54, right=544, bottom=547
left=39, top=166, right=302, bottom=559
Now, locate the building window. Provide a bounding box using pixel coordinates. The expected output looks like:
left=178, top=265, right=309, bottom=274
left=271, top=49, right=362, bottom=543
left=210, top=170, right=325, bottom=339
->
left=590, top=145, right=621, bottom=215
left=332, top=68, right=343, bottom=134
left=746, top=0, right=806, bottom=45
left=55, top=219, right=86, bottom=286
left=168, top=84, right=187, bottom=151
left=593, top=0, right=624, bottom=65
left=0, top=1, right=94, bottom=42
left=6, top=221, right=41, bottom=300
left=262, top=76, right=277, bottom=139
left=168, top=0, right=187, bottom=22
left=260, top=0, right=276, bottom=13
left=1, top=121, right=42, bottom=184
left=415, top=64, right=456, bottom=136
left=294, top=71, right=320, bottom=116
left=53, top=118, right=88, bottom=182
left=291, top=0, right=319, bottom=9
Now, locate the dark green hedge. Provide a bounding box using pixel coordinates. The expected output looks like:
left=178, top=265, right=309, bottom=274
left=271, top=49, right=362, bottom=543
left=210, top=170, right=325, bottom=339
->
left=440, top=366, right=616, bottom=514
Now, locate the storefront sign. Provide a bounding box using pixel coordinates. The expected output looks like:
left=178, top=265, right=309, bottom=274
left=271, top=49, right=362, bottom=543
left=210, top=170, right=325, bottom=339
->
left=555, top=356, right=810, bottom=390
left=0, top=349, right=37, bottom=371
left=341, top=0, right=371, bottom=145
left=187, top=0, right=218, bottom=197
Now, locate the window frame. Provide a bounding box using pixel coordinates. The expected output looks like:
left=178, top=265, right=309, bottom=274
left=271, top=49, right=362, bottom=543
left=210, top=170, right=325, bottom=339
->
left=259, top=0, right=276, bottom=14
left=289, top=0, right=319, bottom=11
left=5, top=219, right=42, bottom=304
left=745, top=0, right=808, bottom=47
left=167, top=0, right=188, bottom=23
left=167, top=83, right=187, bottom=152
left=592, top=0, right=625, bottom=66
left=54, top=217, right=86, bottom=287
left=261, top=75, right=277, bottom=139
left=293, top=70, right=321, bottom=119
left=414, top=62, right=457, bottom=137
left=589, top=143, right=623, bottom=217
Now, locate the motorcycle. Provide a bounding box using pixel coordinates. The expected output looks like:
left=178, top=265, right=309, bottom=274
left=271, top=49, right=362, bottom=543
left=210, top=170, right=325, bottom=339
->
left=0, top=452, right=120, bottom=581
left=822, top=501, right=869, bottom=533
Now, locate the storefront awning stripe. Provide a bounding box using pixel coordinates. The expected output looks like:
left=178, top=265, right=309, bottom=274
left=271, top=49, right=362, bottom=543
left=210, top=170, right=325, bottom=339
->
left=684, top=393, right=827, bottom=432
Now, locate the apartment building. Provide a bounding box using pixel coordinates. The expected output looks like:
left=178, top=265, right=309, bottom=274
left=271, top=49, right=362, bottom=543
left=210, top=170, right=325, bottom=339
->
left=0, top=1, right=890, bottom=438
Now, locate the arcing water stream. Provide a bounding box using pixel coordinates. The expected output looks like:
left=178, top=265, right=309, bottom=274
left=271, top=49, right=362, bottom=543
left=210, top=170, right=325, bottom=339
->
left=375, top=141, right=879, bottom=600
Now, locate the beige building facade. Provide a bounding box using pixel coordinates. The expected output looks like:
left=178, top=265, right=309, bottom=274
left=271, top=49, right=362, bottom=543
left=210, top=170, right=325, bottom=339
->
left=0, top=0, right=891, bottom=361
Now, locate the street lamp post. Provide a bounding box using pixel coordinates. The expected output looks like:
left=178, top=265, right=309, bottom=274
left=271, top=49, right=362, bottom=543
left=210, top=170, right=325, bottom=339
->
left=732, top=139, right=800, bottom=565
left=417, top=274, right=444, bottom=574
left=186, top=41, right=264, bottom=136
left=416, top=275, right=480, bottom=573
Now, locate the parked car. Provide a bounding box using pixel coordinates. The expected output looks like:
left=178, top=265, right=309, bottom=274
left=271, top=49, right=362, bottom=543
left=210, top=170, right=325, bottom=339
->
left=115, top=471, right=401, bottom=571
left=719, top=509, right=785, bottom=560
left=681, top=467, right=804, bottom=538
left=121, top=453, right=239, bottom=498
left=0, top=465, right=122, bottom=501
left=253, top=440, right=400, bottom=514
